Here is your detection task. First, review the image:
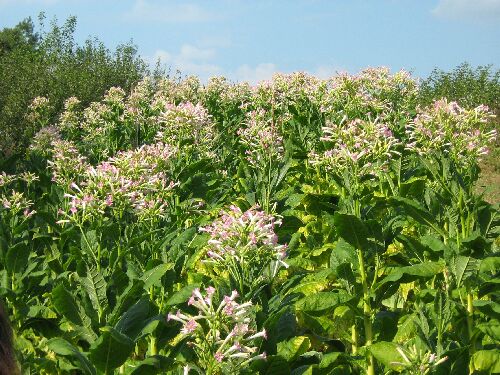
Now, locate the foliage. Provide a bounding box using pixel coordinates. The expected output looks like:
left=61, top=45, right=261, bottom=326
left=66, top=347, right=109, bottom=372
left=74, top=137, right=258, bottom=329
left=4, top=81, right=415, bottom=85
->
left=0, top=67, right=498, bottom=375
left=0, top=14, right=150, bottom=157
left=419, top=62, right=500, bottom=115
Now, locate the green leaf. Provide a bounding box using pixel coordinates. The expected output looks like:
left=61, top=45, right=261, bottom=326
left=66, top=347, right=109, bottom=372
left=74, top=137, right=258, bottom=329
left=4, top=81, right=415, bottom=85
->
left=47, top=338, right=96, bottom=375
left=109, top=279, right=145, bottom=326
left=277, top=336, right=311, bottom=362
left=333, top=213, right=370, bottom=251
left=52, top=284, right=83, bottom=326
left=81, top=264, right=108, bottom=316
left=389, top=197, right=445, bottom=236
left=377, top=261, right=444, bottom=287
left=166, top=284, right=200, bottom=306
left=330, top=239, right=357, bottom=271
left=141, top=262, right=174, bottom=290
left=472, top=349, right=500, bottom=373
left=88, top=326, right=134, bottom=373
left=369, top=341, right=405, bottom=370
left=399, top=177, right=426, bottom=199
left=474, top=300, right=500, bottom=320
left=295, top=291, right=352, bottom=316
left=476, top=320, right=500, bottom=341
left=5, top=241, right=30, bottom=274
left=115, top=298, right=156, bottom=341
left=130, top=355, right=175, bottom=375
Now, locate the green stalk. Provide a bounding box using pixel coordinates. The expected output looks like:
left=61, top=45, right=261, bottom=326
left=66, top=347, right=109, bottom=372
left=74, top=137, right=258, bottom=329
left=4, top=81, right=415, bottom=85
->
left=358, top=249, right=375, bottom=375
left=467, top=291, right=475, bottom=373
left=351, top=324, right=358, bottom=355
left=149, top=335, right=157, bottom=356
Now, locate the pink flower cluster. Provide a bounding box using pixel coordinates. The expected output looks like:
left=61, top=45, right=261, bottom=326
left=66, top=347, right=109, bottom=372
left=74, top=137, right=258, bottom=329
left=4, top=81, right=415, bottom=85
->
left=406, top=99, right=496, bottom=166
left=48, top=140, right=90, bottom=186
left=200, top=205, right=288, bottom=270
left=57, top=142, right=178, bottom=223
left=1, top=191, right=36, bottom=218
left=167, top=287, right=267, bottom=371
left=155, top=101, right=213, bottom=150
left=238, top=109, right=284, bottom=166
left=311, top=117, right=401, bottom=173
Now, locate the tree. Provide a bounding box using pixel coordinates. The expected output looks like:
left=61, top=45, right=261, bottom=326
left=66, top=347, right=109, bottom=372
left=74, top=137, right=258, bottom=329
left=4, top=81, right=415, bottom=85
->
left=0, top=14, right=149, bottom=158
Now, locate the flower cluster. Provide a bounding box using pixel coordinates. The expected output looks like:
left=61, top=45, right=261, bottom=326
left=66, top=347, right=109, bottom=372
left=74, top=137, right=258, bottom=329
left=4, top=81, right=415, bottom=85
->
left=26, top=96, right=52, bottom=127
left=1, top=191, right=36, bottom=218
left=48, top=140, right=89, bottom=186
left=29, top=126, right=61, bottom=157
left=0, top=172, right=17, bottom=189
left=320, top=68, right=417, bottom=127
left=390, top=344, right=448, bottom=374
left=200, top=205, right=288, bottom=293
left=155, top=101, right=214, bottom=151
left=238, top=109, right=284, bottom=166
left=167, top=287, right=267, bottom=374
left=58, top=97, right=81, bottom=137
left=310, top=117, right=401, bottom=174
left=406, top=99, right=496, bottom=167
left=57, top=142, right=177, bottom=224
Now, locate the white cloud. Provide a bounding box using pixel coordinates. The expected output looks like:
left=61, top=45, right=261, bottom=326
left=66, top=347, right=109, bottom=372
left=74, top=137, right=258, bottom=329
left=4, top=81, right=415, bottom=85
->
left=310, top=65, right=345, bottom=79
left=233, top=63, right=278, bottom=84
left=432, top=0, right=500, bottom=21
left=125, top=0, right=215, bottom=23
left=149, top=48, right=280, bottom=84
left=150, top=44, right=222, bottom=81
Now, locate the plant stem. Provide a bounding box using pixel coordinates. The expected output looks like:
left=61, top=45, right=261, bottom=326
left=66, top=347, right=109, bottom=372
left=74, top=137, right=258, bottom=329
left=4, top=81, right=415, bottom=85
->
left=358, top=249, right=375, bottom=375
left=467, top=291, right=475, bottom=373
left=149, top=335, right=157, bottom=356
left=351, top=324, right=358, bottom=355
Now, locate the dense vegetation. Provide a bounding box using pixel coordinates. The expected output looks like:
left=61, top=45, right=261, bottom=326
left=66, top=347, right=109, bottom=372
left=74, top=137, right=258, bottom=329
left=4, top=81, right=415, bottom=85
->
left=0, top=15, right=150, bottom=158
left=0, top=67, right=498, bottom=374
left=419, top=63, right=500, bottom=114
left=1, top=15, right=500, bottom=375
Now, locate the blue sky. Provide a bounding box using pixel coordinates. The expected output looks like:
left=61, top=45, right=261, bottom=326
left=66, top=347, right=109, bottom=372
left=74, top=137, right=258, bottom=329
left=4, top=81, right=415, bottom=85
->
left=1, top=0, right=499, bottom=83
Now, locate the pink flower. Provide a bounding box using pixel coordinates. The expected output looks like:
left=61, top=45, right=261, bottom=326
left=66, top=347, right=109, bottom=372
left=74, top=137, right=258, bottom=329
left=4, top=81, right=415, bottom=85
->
left=181, top=319, right=198, bottom=334
left=214, top=352, right=224, bottom=363
left=105, top=195, right=113, bottom=206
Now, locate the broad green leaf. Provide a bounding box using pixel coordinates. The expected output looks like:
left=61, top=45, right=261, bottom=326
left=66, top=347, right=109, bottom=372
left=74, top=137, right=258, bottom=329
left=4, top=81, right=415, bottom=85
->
left=277, top=336, right=311, bottom=362
left=286, top=280, right=328, bottom=296
left=378, top=261, right=444, bottom=287
left=389, top=196, right=445, bottom=237
left=141, top=262, right=174, bottom=290
left=254, top=355, right=290, bottom=375
left=81, top=264, right=108, bottom=316
left=47, top=338, right=96, bottom=375
left=5, top=241, right=30, bottom=274
left=330, top=238, right=357, bottom=271
left=295, top=291, right=352, bottom=316
left=296, top=311, right=335, bottom=337
left=166, top=284, right=200, bottom=306
left=88, top=326, right=134, bottom=373
left=333, top=213, right=370, bottom=251
left=369, top=341, right=405, bottom=370
left=476, top=320, right=500, bottom=341
left=451, top=255, right=473, bottom=288
left=109, top=279, right=145, bottom=325
left=474, top=300, right=500, bottom=320
left=52, top=284, right=83, bottom=326
left=472, top=349, right=500, bottom=373
left=115, top=298, right=156, bottom=341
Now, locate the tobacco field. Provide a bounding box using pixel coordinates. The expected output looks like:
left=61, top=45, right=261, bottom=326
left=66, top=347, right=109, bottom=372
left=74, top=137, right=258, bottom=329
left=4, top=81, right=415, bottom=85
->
left=0, top=68, right=499, bottom=374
